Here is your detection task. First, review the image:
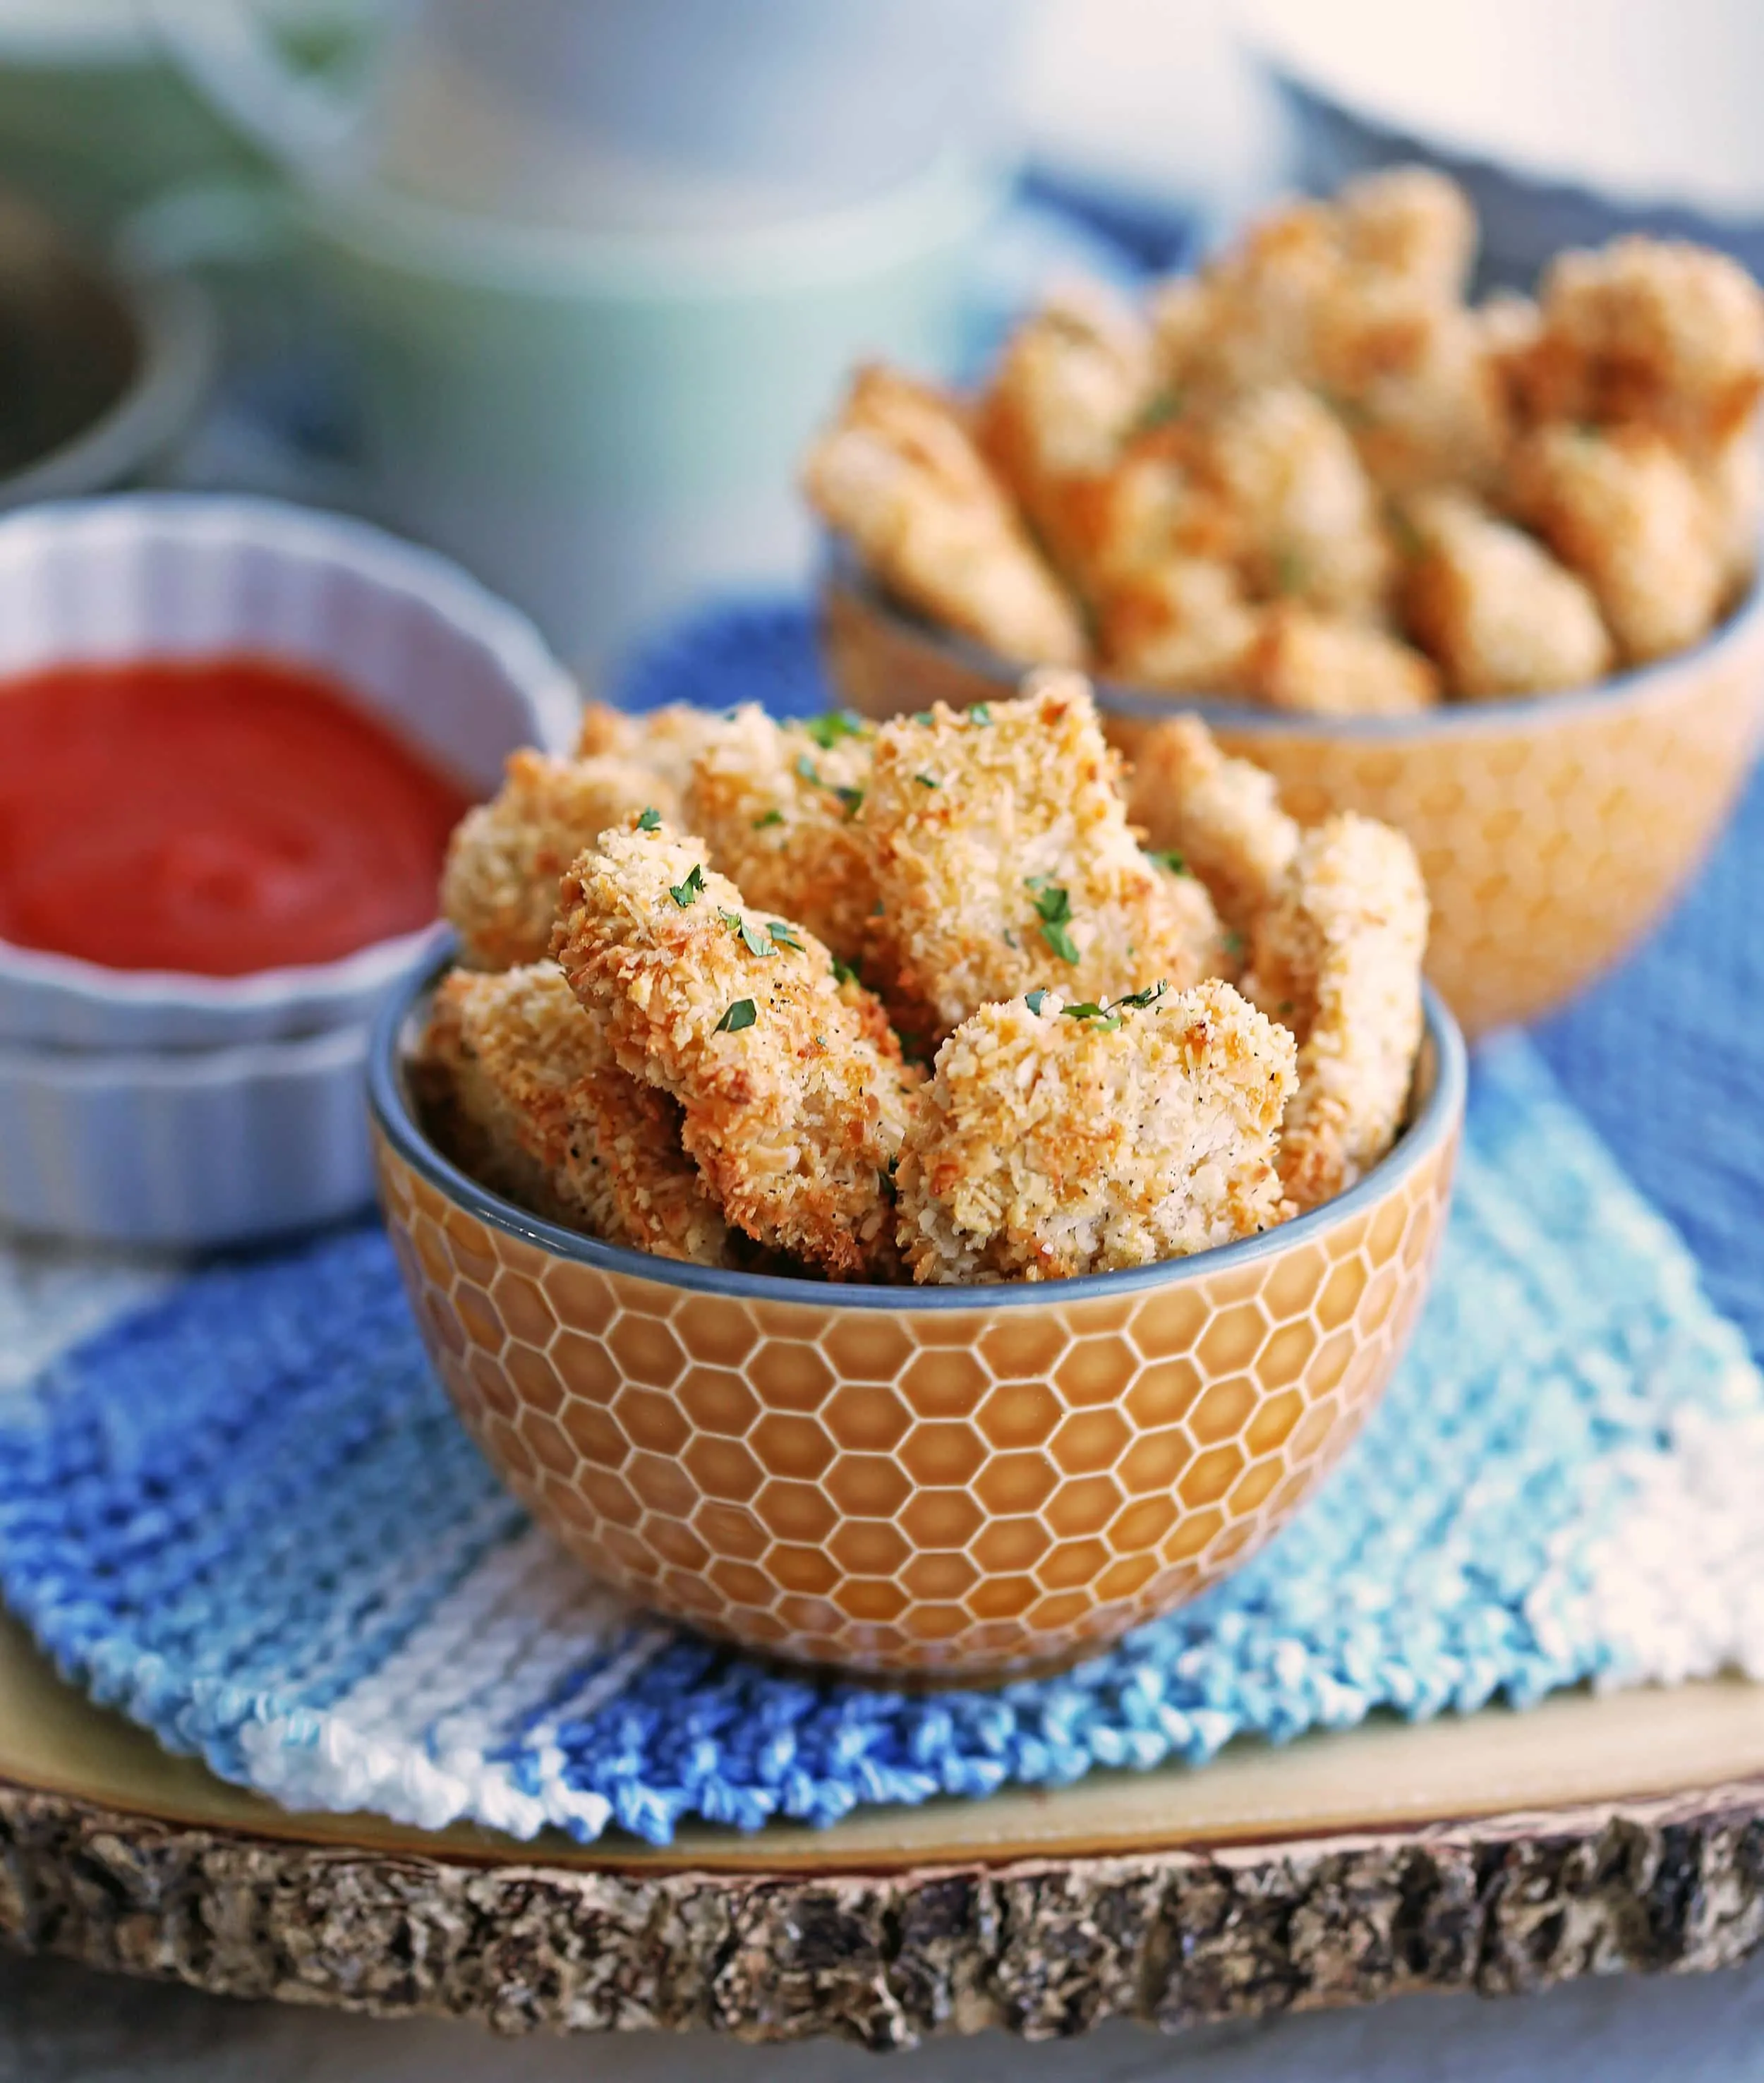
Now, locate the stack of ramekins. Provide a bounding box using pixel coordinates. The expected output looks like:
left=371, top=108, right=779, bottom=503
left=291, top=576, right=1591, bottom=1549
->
left=0, top=496, right=576, bottom=1247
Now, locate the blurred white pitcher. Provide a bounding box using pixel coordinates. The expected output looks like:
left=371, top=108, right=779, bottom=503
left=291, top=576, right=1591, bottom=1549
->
left=150, top=0, right=1022, bottom=231
left=145, top=0, right=1024, bottom=671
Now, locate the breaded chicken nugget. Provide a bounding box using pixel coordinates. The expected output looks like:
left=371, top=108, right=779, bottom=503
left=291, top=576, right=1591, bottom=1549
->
left=1509, top=423, right=1727, bottom=662
left=1203, top=383, right=1395, bottom=620
left=979, top=279, right=1161, bottom=568
left=1097, top=555, right=1261, bottom=691
left=895, top=979, right=1297, bottom=1284
left=1151, top=200, right=1343, bottom=401
left=1699, top=418, right=1764, bottom=593
left=1125, top=715, right=1300, bottom=934
left=1516, top=236, right=1764, bottom=449
left=416, top=963, right=733, bottom=1264
left=552, top=820, right=917, bottom=1279
left=441, top=750, right=669, bottom=970
left=864, top=675, right=1226, bottom=1040
left=680, top=704, right=876, bottom=964
left=804, top=363, right=1085, bottom=668
left=1310, top=289, right=1510, bottom=496
left=1245, top=815, right=1427, bottom=1212
left=574, top=702, right=726, bottom=797
left=1240, top=603, right=1441, bottom=716
left=1402, top=490, right=1613, bottom=698
left=1336, top=165, right=1477, bottom=301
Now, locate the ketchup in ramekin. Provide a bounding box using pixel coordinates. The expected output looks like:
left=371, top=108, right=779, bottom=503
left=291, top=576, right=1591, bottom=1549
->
left=0, top=656, right=472, bottom=977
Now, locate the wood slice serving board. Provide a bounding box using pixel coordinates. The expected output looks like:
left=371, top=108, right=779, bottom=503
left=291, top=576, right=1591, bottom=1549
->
left=4, top=1615, right=1764, bottom=2047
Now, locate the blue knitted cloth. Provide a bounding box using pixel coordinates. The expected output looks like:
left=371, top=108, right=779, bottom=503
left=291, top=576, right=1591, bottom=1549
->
left=1, top=603, right=1763, bottom=1849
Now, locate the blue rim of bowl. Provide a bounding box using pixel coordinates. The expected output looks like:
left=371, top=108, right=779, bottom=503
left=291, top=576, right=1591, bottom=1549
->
left=823, top=536, right=1764, bottom=739
left=368, top=950, right=1467, bottom=1312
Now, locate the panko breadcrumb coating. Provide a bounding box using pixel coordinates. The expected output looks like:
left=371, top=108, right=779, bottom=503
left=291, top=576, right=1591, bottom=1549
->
left=1310, top=289, right=1511, bottom=496
left=1516, top=236, right=1764, bottom=449
left=416, top=964, right=733, bottom=1264
left=1402, top=490, right=1613, bottom=698
left=864, top=675, right=1226, bottom=1040
left=979, top=279, right=1160, bottom=568
left=1240, top=604, right=1441, bottom=716
left=572, top=702, right=726, bottom=799
left=1245, top=815, right=1428, bottom=1213
left=804, top=364, right=1085, bottom=668
left=896, top=979, right=1297, bottom=1284
left=1509, top=423, right=1727, bottom=662
left=1097, top=555, right=1261, bottom=689
left=681, top=705, right=877, bottom=963
left=1202, top=382, right=1396, bottom=620
left=1125, top=715, right=1300, bottom=934
left=440, top=751, right=669, bottom=970
left=1336, top=165, right=1477, bottom=301
left=552, top=819, right=917, bottom=1279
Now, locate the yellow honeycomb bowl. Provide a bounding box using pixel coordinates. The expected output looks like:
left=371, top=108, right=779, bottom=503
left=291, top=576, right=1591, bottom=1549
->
left=368, top=964, right=1465, bottom=1684
left=820, top=551, right=1764, bottom=1038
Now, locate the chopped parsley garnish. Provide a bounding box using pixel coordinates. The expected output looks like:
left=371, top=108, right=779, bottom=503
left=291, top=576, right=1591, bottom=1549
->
left=1223, top=929, right=1245, bottom=959
left=912, top=710, right=935, bottom=725
left=802, top=710, right=866, bottom=750
left=1025, top=988, right=1051, bottom=1014
left=1062, top=1003, right=1121, bottom=1032
left=1149, top=848, right=1189, bottom=876
left=1387, top=507, right=1425, bottom=560
left=830, top=955, right=859, bottom=987
left=1272, top=544, right=1309, bottom=597
left=1025, top=877, right=1079, bottom=963
left=1112, top=981, right=1168, bottom=1010
left=795, top=752, right=863, bottom=816
left=969, top=703, right=991, bottom=725
left=767, top=920, right=805, bottom=952
left=1134, top=386, right=1186, bottom=435
left=636, top=805, right=662, bottom=832
left=715, top=998, right=756, bottom=1032
left=668, top=864, right=704, bottom=907
left=752, top=808, right=785, bottom=830
left=1002, top=926, right=1017, bottom=949
left=719, top=909, right=775, bottom=959
left=914, top=772, right=939, bottom=788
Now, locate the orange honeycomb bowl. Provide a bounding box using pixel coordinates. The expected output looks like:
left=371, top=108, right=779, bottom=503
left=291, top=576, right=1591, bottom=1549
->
left=368, top=962, right=1465, bottom=1684
left=819, top=549, right=1764, bottom=1038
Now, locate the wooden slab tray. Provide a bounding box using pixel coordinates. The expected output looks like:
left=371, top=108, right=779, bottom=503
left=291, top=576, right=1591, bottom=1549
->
left=4, top=1614, right=1764, bottom=2048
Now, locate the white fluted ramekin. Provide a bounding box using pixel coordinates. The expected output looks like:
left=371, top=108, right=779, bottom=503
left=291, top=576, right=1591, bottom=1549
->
left=0, top=495, right=579, bottom=1049
left=0, top=1022, right=373, bottom=1248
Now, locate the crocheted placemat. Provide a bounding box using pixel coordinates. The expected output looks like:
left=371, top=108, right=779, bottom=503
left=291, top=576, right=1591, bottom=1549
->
left=2, top=1034, right=1759, bottom=1847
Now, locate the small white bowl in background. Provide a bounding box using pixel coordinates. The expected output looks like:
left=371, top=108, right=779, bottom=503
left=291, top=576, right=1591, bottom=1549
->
left=0, top=495, right=579, bottom=1050
left=0, top=1023, right=372, bottom=1249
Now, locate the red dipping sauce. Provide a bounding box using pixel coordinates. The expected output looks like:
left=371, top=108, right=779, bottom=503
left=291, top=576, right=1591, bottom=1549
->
left=0, top=656, right=473, bottom=977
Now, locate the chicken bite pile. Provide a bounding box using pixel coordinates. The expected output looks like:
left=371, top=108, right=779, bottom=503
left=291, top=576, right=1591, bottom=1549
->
left=423, top=685, right=1428, bottom=1284
left=805, top=166, right=1764, bottom=709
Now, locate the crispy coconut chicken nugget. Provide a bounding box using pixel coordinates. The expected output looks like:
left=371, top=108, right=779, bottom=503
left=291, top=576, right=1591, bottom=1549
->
left=1203, top=383, right=1396, bottom=620
left=441, top=750, right=670, bottom=970
left=1336, top=165, right=1477, bottom=301
left=1509, top=423, right=1727, bottom=662
left=416, top=964, right=733, bottom=1264
left=1245, top=815, right=1427, bottom=1213
left=1516, top=236, right=1764, bottom=448
left=864, top=675, right=1226, bottom=1040
left=552, top=821, right=917, bottom=1279
left=1402, top=490, right=1613, bottom=697
left=573, top=702, right=726, bottom=797
left=1097, top=555, right=1261, bottom=690
left=804, top=363, right=1084, bottom=668
left=896, top=979, right=1298, bottom=1284
left=1125, top=715, right=1299, bottom=934
left=1241, top=603, right=1440, bottom=716
left=680, top=704, right=876, bottom=963
left=979, top=279, right=1161, bottom=568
